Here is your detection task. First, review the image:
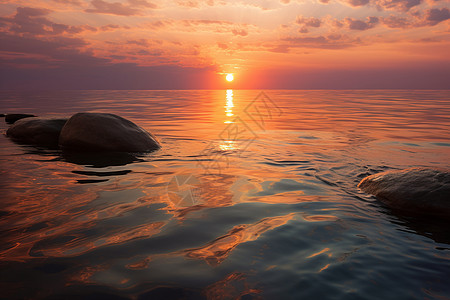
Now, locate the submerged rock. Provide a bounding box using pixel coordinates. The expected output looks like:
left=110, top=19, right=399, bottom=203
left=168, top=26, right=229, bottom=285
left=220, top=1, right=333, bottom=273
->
left=358, top=168, right=450, bottom=216
left=5, top=114, right=36, bottom=124
left=6, top=117, right=67, bottom=148
left=59, top=113, right=160, bottom=152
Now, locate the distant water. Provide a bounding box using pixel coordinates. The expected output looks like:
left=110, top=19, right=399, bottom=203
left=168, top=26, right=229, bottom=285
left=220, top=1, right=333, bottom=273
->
left=0, top=90, right=449, bottom=299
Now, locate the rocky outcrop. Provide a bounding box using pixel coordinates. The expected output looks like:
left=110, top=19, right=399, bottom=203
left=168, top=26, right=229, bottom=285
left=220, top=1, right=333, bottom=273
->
left=59, top=113, right=160, bottom=152
left=358, top=168, right=450, bottom=216
left=5, top=114, right=36, bottom=124
left=6, top=117, right=67, bottom=148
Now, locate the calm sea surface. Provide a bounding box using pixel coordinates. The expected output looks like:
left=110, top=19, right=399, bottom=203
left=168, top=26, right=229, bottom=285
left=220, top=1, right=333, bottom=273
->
left=0, top=90, right=449, bottom=299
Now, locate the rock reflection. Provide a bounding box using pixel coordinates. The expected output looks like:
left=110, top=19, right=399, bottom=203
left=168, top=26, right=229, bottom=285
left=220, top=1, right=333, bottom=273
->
left=390, top=211, right=450, bottom=245
left=63, top=151, right=145, bottom=168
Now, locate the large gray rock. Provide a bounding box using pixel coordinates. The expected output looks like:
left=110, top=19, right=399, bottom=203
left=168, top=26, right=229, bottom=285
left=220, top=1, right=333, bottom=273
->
left=6, top=117, right=67, bottom=148
left=5, top=114, right=36, bottom=124
left=358, top=168, right=450, bottom=216
left=59, top=113, right=160, bottom=152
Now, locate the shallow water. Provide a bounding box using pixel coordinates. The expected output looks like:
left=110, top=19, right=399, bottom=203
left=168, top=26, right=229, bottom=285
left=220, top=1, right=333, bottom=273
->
left=0, top=90, right=449, bottom=299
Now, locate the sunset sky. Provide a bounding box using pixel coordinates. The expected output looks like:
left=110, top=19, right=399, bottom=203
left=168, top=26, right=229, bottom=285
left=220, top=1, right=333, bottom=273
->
left=0, top=0, right=449, bottom=89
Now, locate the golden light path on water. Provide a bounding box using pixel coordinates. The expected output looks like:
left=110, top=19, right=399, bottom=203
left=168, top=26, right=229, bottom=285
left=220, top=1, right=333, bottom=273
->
left=225, top=89, right=234, bottom=122
left=220, top=89, right=237, bottom=151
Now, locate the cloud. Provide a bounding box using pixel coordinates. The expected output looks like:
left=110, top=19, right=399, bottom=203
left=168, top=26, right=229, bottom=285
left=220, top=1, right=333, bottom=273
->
left=85, top=0, right=156, bottom=16
left=231, top=29, right=248, bottom=36
left=381, top=8, right=449, bottom=28
left=133, top=49, right=163, bottom=56
left=296, top=16, right=322, bottom=33
left=172, top=19, right=253, bottom=36
left=347, top=0, right=370, bottom=6
left=346, top=16, right=379, bottom=30
left=0, top=63, right=218, bottom=90
left=140, top=19, right=253, bottom=38
left=345, top=0, right=422, bottom=11
left=296, top=16, right=322, bottom=27
left=127, top=39, right=150, bottom=46
left=268, top=44, right=290, bottom=53
left=85, top=0, right=138, bottom=16
left=176, top=0, right=217, bottom=7
left=375, top=0, right=421, bottom=11
left=128, top=0, right=157, bottom=8
left=176, top=1, right=200, bottom=8
left=424, top=7, right=450, bottom=25
left=0, top=6, right=98, bottom=36
left=0, top=32, right=108, bottom=68
left=217, top=42, right=228, bottom=49
left=100, top=24, right=124, bottom=31
left=382, top=15, right=412, bottom=28
left=183, top=19, right=233, bottom=25
left=52, top=0, right=83, bottom=6
left=281, top=34, right=358, bottom=49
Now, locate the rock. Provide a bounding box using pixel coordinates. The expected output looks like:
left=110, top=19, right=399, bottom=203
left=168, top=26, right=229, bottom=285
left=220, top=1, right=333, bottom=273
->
left=59, top=113, right=160, bottom=152
left=6, top=117, right=67, bottom=148
left=358, top=168, right=450, bottom=216
left=5, top=114, right=36, bottom=124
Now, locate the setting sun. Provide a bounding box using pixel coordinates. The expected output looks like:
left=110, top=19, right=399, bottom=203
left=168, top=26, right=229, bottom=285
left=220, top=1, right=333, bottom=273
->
left=226, top=74, right=234, bottom=82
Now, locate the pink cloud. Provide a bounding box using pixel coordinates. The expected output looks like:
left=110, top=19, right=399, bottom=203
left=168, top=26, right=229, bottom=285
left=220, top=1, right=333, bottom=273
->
left=85, top=0, right=156, bottom=16
left=375, top=0, right=422, bottom=11
left=296, top=16, right=322, bottom=27
left=347, top=0, right=370, bottom=6
left=296, top=16, right=322, bottom=33
left=281, top=34, right=358, bottom=49
left=424, top=7, right=450, bottom=25
left=0, top=32, right=107, bottom=68
left=382, top=15, right=412, bottom=28
left=52, top=0, right=83, bottom=6
left=345, top=0, right=422, bottom=11
left=1, top=6, right=97, bottom=36
left=381, top=7, right=449, bottom=28
left=128, top=0, right=157, bottom=8
left=346, top=16, right=379, bottom=30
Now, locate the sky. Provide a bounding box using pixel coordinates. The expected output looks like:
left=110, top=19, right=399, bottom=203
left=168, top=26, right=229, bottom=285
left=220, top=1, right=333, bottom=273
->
left=0, top=0, right=449, bottom=89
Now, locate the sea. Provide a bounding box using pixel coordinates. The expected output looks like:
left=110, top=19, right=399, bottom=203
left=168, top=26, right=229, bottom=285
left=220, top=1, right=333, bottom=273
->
left=0, top=90, right=449, bottom=299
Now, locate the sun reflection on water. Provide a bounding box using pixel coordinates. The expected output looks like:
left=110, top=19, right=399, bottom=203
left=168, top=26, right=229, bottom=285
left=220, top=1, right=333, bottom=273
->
left=219, top=89, right=238, bottom=151
left=224, top=89, right=234, bottom=123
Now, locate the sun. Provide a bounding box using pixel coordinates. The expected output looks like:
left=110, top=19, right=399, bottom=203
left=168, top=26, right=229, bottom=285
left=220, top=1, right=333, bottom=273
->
left=226, top=74, right=234, bottom=82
